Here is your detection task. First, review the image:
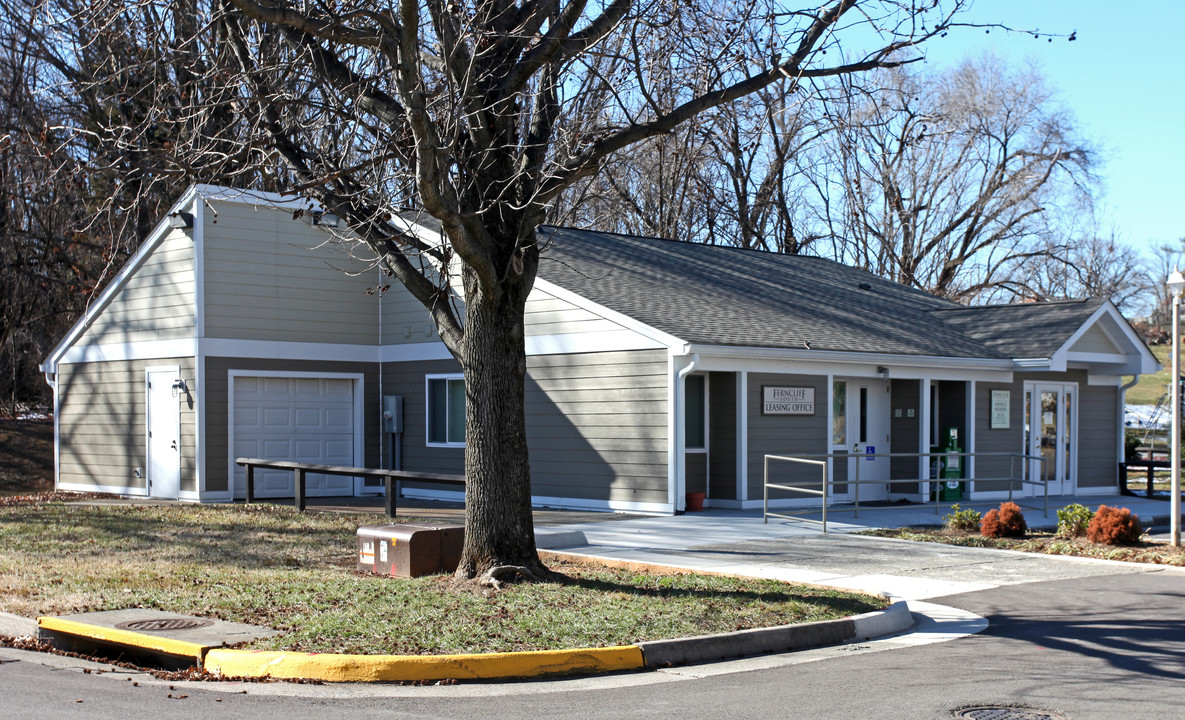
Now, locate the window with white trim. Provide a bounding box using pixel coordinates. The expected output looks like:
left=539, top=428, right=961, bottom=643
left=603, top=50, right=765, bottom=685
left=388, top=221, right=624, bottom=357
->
left=427, top=375, right=465, bottom=446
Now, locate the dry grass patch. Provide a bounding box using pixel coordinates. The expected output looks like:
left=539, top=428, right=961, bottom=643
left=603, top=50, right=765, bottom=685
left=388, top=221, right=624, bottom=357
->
left=0, top=499, right=884, bottom=654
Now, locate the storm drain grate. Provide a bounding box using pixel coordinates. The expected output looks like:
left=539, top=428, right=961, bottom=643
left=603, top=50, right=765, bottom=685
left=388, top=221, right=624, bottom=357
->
left=115, top=617, right=215, bottom=632
left=954, top=707, right=1067, bottom=720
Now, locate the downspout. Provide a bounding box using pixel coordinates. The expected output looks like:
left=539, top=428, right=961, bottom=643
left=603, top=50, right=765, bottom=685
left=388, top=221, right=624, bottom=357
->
left=1120, top=375, right=1139, bottom=464
left=676, top=353, right=700, bottom=513
left=43, top=370, right=59, bottom=491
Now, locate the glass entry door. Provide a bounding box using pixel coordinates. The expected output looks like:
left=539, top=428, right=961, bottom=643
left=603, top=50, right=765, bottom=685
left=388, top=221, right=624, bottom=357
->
left=1024, top=383, right=1076, bottom=496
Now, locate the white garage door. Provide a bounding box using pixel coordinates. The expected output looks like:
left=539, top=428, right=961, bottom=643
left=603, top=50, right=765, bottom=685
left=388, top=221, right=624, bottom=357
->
left=233, top=376, right=356, bottom=498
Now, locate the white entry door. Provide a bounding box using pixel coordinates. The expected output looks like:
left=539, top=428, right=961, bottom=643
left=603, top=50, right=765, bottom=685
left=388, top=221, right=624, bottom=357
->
left=232, top=375, right=357, bottom=498
left=147, top=368, right=181, bottom=499
left=848, top=379, right=890, bottom=502
left=1024, top=383, right=1077, bottom=496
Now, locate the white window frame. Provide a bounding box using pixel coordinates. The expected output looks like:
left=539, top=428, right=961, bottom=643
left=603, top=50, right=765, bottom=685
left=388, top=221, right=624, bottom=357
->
left=426, top=373, right=466, bottom=448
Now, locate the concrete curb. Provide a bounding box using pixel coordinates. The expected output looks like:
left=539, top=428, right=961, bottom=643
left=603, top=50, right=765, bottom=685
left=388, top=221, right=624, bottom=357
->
left=204, top=645, right=645, bottom=682
left=194, top=598, right=908, bottom=682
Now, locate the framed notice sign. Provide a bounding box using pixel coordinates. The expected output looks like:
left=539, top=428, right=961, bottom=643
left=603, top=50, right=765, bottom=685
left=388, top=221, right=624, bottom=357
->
left=762, top=386, right=815, bottom=415
left=990, top=389, right=1010, bottom=429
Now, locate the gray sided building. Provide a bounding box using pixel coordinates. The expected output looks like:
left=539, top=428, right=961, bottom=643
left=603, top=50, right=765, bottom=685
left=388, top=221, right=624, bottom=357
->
left=41, top=186, right=1159, bottom=514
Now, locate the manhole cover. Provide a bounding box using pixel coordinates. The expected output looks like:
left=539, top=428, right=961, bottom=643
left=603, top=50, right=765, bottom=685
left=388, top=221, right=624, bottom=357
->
left=115, top=617, right=215, bottom=632
left=954, top=707, right=1067, bottom=720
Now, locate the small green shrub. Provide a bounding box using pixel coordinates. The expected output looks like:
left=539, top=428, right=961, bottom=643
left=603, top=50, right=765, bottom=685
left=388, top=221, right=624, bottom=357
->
left=981, top=501, right=1027, bottom=538
left=1124, top=429, right=1142, bottom=460
left=1056, top=504, right=1095, bottom=538
left=1086, top=505, right=1143, bottom=546
left=943, top=504, right=982, bottom=533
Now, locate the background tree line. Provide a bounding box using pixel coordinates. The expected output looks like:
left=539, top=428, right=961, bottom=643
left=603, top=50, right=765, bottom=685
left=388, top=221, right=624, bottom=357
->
left=0, top=1, right=1153, bottom=420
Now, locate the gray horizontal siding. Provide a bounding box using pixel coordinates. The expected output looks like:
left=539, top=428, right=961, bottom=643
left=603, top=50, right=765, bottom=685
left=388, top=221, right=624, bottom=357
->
left=525, top=291, right=625, bottom=337
left=1078, top=382, right=1118, bottom=489
left=525, top=349, right=670, bottom=504
left=747, top=373, right=829, bottom=500
left=58, top=357, right=196, bottom=492
left=78, top=230, right=195, bottom=346
left=973, top=381, right=1024, bottom=492
left=202, top=201, right=381, bottom=344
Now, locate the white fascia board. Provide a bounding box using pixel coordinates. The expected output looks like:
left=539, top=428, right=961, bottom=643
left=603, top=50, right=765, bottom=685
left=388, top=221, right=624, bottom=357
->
left=532, top=278, right=685, bottom=350
left=190, top=184, right=317, bottom=211
left=683, top=343, right=1016, bottom=381
left=41, top=185, right=204, bottom=374
left=1087, top=375, right=1124, bottom=387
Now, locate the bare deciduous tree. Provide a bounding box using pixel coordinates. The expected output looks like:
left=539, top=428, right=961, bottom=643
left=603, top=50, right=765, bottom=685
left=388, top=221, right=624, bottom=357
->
left=23, top=0, right=984, bottom=585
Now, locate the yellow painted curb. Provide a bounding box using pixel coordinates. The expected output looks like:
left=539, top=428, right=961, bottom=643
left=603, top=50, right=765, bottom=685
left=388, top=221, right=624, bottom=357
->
left=37, top=616, right=206, bottom=663
left=204, top=645, right=645, bottom=682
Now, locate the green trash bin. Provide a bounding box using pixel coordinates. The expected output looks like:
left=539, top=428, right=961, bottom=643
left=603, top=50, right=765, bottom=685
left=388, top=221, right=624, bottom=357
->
left=940, top=427, right=963, bottom=501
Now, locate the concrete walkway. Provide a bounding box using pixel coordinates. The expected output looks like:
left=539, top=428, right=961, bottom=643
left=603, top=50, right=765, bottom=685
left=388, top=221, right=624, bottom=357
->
left=540, top=492, right=1175, bottom=601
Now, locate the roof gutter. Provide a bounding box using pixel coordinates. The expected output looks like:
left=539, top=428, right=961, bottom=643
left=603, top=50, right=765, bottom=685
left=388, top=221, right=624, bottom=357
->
left=681, top=343, right=1017, bottom=371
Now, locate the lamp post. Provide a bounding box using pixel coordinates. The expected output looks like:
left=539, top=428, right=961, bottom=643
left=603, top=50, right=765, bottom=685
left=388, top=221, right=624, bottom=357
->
left=1167, top=268, right=1185, bottom=547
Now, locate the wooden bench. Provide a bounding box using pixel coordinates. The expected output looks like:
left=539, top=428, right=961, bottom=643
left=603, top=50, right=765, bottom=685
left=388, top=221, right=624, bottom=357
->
left=234, top=457, right=465, bottom=517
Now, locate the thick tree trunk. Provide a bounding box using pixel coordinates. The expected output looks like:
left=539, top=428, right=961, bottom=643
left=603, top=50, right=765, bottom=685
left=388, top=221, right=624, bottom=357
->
left=452, top=263, right=547, bottom=582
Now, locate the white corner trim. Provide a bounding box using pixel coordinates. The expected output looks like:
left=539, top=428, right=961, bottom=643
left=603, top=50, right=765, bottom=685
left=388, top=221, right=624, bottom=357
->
left=59, top=338, right=197, bottom=366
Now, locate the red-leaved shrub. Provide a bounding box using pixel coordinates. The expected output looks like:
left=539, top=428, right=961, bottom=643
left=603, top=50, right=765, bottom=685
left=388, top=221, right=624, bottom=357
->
left=1086, top=505, right=1142, bottom=545
left=981, top=501, right=1027, bottom=538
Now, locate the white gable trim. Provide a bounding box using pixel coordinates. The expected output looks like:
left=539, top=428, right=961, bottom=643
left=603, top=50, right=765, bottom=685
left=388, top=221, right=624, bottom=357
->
left=532, top=278, right=685, bottom=350
left=1048, top=301, right=1158, bottom=374
left=41, top=187, right=203, bottom=374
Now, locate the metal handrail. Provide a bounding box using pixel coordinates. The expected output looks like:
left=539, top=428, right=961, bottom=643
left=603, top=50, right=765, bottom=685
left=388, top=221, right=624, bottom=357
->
left=762, top=451, right=1049, bottom=530
left=763, top=455, right=829, bottom=531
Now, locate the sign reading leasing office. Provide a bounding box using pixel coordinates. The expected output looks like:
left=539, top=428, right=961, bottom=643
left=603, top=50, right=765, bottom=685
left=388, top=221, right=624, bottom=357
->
left=762, top=386, right=815, bottom=415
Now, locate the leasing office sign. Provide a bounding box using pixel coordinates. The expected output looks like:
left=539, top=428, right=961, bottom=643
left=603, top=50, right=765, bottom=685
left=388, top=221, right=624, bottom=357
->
left=762, top=386, right=815, bottom=415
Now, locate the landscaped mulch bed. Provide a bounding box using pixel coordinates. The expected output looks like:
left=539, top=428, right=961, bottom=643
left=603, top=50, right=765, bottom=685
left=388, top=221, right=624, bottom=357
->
left=863, top=527, right=1185, bottom=566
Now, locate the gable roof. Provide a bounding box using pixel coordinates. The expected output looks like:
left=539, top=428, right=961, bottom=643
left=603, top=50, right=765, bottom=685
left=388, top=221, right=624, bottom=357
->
left=538, top=227, right=994, bottom=358
left=931, top=298, right=1109, bottom=359
left=535, top=227, right=1155, bottom=372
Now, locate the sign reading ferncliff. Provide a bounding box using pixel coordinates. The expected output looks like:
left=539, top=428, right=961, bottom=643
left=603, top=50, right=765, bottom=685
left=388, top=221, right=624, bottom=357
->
left=762, top=386, right=815, bottom=415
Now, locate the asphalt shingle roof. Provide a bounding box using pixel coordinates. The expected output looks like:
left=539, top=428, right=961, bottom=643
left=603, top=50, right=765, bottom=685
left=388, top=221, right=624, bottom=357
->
left=930, top=298, right=1107, bottom=359
left=536, top=227, right=1106, bottom=361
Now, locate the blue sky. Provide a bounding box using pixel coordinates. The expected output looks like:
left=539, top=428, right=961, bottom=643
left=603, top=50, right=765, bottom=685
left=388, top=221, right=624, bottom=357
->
left=914, top=1, right=1183, bottom=259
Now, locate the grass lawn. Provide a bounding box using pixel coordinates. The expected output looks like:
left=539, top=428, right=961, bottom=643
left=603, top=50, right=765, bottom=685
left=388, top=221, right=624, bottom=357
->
left=863, top=527, right=1185, bottom=565
left=1126, top=344, right=1171, bottom=407
left=0, top=499, right=883, bottom=655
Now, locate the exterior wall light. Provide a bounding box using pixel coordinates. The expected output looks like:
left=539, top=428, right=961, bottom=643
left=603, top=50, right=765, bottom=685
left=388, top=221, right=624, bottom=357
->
left=167, top=211, right=194, bottom=229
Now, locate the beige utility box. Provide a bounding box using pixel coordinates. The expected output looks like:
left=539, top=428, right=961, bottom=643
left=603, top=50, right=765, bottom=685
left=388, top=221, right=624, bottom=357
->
left=356, top=523, right=464, bottom=577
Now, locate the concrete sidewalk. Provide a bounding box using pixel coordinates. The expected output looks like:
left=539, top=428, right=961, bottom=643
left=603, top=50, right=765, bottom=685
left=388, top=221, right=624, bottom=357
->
left=542, top=493, right=1176, bottom=602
